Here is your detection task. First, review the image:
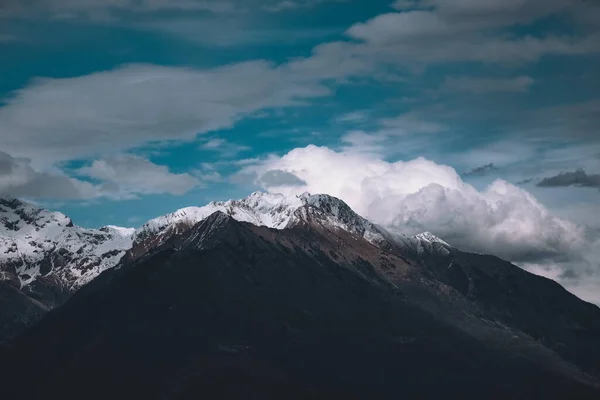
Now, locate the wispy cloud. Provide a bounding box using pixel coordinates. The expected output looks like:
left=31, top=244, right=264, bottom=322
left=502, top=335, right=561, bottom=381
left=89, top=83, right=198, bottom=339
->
left=443, top=76, right=535, bottom=94
left=199, top=137, right=250, bottom=158
left=463, top=163, right=499, bottom=177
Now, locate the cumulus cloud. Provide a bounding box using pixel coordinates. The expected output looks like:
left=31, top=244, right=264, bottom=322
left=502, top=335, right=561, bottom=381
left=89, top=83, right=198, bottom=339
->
left=242, top=145, right=600, bottom=303
left=240, top=145, right=588, bottom=264
left=78, top=154, right=200, bottom=197
left=0, top=62, right=329, bottom=166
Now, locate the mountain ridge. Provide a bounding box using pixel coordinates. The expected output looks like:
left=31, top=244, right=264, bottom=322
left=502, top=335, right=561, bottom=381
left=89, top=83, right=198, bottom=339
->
left=3, top=209, right=600, bottom=399
left=1, top=191, right=597, bottom=348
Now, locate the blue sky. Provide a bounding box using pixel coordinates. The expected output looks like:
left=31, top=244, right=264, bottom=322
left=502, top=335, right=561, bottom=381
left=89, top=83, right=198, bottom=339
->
left=2, top=0, right=600, bottom=300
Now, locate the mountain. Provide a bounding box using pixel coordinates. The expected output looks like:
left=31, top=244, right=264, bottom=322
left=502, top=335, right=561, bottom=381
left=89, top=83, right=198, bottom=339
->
left=0, top=192, right=439, bottom=341
left=129, top=192, right=388, bottom=255
left=2, top=200, right=600, bottom=398
left=0, top=197, right=133, bottom=340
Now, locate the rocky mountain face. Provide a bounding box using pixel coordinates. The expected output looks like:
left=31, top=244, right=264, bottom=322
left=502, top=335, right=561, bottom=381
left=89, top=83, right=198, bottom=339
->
left=0, top=197, right=133, bottom=340
left=1, top=194, right=600, bottom=398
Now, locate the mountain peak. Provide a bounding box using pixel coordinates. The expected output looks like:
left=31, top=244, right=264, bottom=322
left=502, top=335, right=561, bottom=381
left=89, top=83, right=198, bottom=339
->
left=134, top=191, right=388, bottom=250
left=413, top=232, right=450, bottom=247
left=1, top=198, right=133, bottom=291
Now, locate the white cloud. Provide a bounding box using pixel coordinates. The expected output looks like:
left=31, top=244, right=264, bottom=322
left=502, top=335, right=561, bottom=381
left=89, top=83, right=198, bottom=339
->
left=202, top=139, right=227, bottom=149
left=78, top=154, right=200, bottom=197
left=241, top=145, right=588, bottom=264
left=239, top=144, right=600, bottom=304
left=0, top=62, right=329, bottom=166
left=333, top=110, right=369, bottom=124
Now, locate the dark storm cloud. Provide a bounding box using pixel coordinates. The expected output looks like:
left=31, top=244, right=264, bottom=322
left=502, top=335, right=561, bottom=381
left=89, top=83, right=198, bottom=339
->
left=463, top=163, right=498, bottom=177
left=537, top=169, right=600, bottom=189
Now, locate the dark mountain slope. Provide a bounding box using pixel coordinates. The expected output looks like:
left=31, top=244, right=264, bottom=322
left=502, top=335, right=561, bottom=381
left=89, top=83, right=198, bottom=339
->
left=398, top=245, right=600, bottom=379
left=0, top=281, right=47, bottom=342
left=2, top=212, right=599, bottom=399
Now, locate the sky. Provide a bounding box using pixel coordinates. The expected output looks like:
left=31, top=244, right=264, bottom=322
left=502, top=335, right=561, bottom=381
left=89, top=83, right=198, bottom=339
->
left=1, top=0, right=600, bottom=302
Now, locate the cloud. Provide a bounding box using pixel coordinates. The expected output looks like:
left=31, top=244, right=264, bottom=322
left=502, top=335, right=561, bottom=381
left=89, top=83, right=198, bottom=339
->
left=0, top=151, right=97, bottom=199
left=134, top=18, right=337, bottom=47
left=379, top=113, right=446, bottom=134
left=199, top=138, right=250, bottom=158
left=537, top=169, right=600, bottom=189
left=525, top=100, right=600, bottom=140
left=331, top=1, right=600, bottom=71
left=0, top=0, right=236, bottom=19
left=333, top=111, right=369, bottom=124
left=392, top=0, right=419, bottom=11
left=521, top=258, right=600, bottom=306
left=340, top=131, right=387, bottom=154
left=240, top=145, right=587, bottom=264
left=257, top=170, right=307, bottom=187
left=394, top=0, right=584, bottom=29
left=262, top=0, right=346, bottom=13
left=78, top=154, right=200, bottom=197
left=0, top=62, right=329, bottom=166
left=443, top=76, right=535, bottom=93
left=0, top=151, right=200, bottom=199
left=463, top=163, right=499, bottom=177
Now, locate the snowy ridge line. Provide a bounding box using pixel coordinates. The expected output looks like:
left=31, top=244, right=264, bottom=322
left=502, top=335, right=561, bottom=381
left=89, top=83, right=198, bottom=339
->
left=1, top=192, right=452, bottom=291
left=0, top=197, right=134, bottom=289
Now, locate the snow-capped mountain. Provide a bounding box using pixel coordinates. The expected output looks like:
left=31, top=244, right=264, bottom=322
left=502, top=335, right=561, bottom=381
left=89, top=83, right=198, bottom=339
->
left=1, top=192, right=450, bottom=293
left=130, top=192, right=395, bottom=255
left=8, top=204, right=600, bottom=400
left=0, top=191, right=452, bottom=341
left=0, top=197, right=134, bottom=292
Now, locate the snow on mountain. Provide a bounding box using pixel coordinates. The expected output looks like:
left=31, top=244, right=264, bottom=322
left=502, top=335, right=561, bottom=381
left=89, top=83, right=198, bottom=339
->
left=413, top=231, right=450, bottom=246
left=132, top=192, right=393, bottom=252
left=1, top=192, right=452, bottom=293
left=0, top=197, right=133, bottom=290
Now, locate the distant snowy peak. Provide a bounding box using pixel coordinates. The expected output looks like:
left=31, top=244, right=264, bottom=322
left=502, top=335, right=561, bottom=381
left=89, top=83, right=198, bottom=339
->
left=0, top=197, right=73, bottom=234
left=99, top=225, right=136, bottom=237
left=412, top=232, right=450, bottom=247
left=133, top=191, right=388, bottom=250
left=0, top=197, right=134, bottom=290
